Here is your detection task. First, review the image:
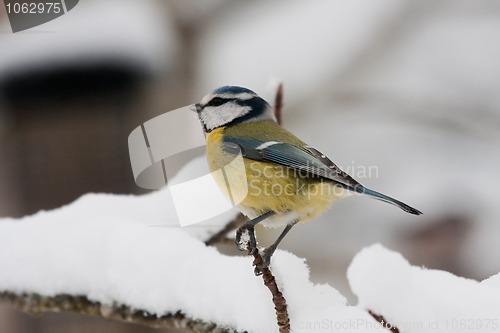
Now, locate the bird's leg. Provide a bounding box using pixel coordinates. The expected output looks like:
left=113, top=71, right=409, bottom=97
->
left=235, top=211, right=275, bottom=253
left=255, top=220, right=298, bottom=275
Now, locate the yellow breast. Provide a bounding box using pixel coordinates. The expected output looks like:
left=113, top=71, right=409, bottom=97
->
left=205, top=121, right=349, bottom=226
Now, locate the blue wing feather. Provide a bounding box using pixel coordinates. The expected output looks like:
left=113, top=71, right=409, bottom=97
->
left=223, top=137, right=363, bottom=191
left=221, top=137, right=422, bottom=215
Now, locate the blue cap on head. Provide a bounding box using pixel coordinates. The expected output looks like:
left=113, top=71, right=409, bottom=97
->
left=213, top=86, right=256, bottom=95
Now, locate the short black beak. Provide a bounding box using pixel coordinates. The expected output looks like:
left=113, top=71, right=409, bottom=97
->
left=190, top=103, right=202, bottom=113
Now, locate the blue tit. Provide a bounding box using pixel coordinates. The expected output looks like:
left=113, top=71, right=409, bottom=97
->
left=194, top=86, right=421, bottom=274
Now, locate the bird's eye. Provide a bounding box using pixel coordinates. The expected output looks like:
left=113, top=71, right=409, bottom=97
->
left=207, top=97, right=227, bottom=107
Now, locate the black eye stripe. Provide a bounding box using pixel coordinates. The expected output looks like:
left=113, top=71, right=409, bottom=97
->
left=206, top=97, right=232, bottom=107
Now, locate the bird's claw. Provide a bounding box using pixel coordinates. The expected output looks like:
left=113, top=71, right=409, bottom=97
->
left=236, top=224, right=275, bottom=276
left=236, top=226, right=257, bottom=254
left=252, top=247, right=272, bottom=276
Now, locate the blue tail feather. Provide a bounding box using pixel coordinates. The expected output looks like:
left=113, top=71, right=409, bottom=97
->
left=359, top=187, right=422, bottom=215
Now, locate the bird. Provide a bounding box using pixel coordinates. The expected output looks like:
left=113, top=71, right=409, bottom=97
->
left=194, top=86, right=421, bottom=275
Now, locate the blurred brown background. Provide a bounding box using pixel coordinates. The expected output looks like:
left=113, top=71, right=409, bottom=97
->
left=1, top=0, right=500, bottom=332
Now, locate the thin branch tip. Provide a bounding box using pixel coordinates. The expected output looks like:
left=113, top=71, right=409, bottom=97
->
left=274, top=83, right=284, bottom=125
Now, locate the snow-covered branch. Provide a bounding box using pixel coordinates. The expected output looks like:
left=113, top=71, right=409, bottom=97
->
left=1, top=189, right=499, bottom=333
left=349, top=245, right=500, bottom=333
left=0, top=292, right=234, bottom=333
left=0, top=190, right=367, bottom=333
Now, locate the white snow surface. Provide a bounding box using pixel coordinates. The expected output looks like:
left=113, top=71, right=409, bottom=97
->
left=348, top=244, right=500, bottom=333
left=1, top=189, right=499, bottom=332
left=0, top=189, right=387, bottom=333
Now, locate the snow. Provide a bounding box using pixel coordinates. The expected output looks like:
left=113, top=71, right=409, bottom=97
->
left=0, top=188, right=386, bottom=333
left=348, top=244, right=500, bottom=333
left=482, top=274, right=500, bottom=289
left=1, top=186, right=499, bottom=332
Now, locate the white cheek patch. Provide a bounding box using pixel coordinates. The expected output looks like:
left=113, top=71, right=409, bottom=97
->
left=200, top=102, right=251, bottom=131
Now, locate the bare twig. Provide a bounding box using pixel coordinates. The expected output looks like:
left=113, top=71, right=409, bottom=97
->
left=0, top=292, right=238, bottom=333
left=249, top=241, right=290, bottom=333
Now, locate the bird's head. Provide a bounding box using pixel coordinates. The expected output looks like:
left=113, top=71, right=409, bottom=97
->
left=194, top=86, right=275, bottom=133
